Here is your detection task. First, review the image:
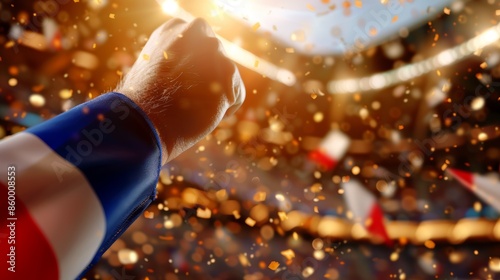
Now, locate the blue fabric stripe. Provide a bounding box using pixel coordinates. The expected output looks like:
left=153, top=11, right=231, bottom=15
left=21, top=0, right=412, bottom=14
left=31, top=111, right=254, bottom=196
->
left=26, top=92, right=162, bottom=272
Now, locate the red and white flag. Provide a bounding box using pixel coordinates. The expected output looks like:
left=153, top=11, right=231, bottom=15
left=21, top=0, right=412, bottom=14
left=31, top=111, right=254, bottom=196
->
left=309, top=130, right=350, bottom=170
left=343, top=179, right=392, bottom=245
left=447, top=168, right=500, bottom=212
left=43, top=18, right=62, bottom=50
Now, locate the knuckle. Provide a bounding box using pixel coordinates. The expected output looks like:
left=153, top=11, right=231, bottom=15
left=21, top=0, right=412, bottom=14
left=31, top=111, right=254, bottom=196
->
left=158, top=18, right=186, bottom=32
left=184, top=17, right=215, bottom=37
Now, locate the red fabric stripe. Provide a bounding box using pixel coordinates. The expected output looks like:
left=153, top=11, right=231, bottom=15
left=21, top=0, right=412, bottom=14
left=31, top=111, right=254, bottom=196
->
left=366, top=203, right=393, bottom=246
left=449, top=168, right=474, bottom=189
left=0, top=182, right=59, bottom=279
left=308, top=150, right=338, bottom=170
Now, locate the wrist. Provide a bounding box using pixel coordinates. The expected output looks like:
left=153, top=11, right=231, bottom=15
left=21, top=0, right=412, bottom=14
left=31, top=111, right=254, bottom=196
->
left=114, top=90, right=169, bottom=165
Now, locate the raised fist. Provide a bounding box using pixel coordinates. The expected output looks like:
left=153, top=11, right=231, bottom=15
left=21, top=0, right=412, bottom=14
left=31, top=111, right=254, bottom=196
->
left=117, top=18, right=245, bottom=163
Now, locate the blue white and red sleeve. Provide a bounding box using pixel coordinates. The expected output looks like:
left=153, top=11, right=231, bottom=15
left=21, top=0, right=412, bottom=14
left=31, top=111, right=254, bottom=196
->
left=0, top=92, right=162, bottom=279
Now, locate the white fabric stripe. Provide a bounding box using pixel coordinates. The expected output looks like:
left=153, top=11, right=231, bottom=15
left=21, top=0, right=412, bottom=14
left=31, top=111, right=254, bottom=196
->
left=342, top=179, right=375, bottom=222
left=320, top=130, right=350, bottom=160
left=0, top=132, right=106, bottom=280
left=473, top=174, right=500, bottom=212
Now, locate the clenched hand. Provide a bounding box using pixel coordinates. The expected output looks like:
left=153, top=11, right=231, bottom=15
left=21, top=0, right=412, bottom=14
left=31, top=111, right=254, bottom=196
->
left=117, top=18, right=245, bottom=164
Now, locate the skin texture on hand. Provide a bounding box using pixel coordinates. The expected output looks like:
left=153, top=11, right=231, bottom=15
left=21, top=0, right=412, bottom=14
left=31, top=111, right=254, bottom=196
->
left=116, top=18, right=245, bottom=164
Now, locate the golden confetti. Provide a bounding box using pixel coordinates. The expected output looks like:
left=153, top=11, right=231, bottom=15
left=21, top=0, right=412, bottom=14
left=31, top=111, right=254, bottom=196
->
left=109, top=13, right=115, bottom=19
left=238, top=254, right=251, bottom=267
left=59, top=89, right=73, bottom=99
left=245, top=217, right=256, bottom=227
left=163, top=51, right=169, bottom=60
left=117, top=249, right=138, bottom=265
left=5, top=41, right=15, bottom=49
left=278, top=211, right=288, bottom=221
left=197, top=208, right=212, bottom=219
left=489, top=258, right=500, bottom=271
left=390, top=251, right=399, bottom=261
left=268, top=261, right=280, bottom=270
left=275, top=193, right=285, bottom=201
left=232, top=210, right=241, bottom=219
left=252, top=22, right=261, bottom=31
left=424, top=240, right=435, bottom=249
left=253, top=191, right=267, bottom=202
left=351, top=166, right=360, bottom=175
left=443, top=7, right=451, bottom=15
left=254, top=60, right=259, bottom=68
left=471, top=97, right=485, bottom=111
left=8, top=78, right=17, bottom=87
left=478, top=132, right=488, bottom=141
left=313, top=112, right=324, bottom=122
left=280, top=249, right=296, bottom=260
left=306, top=3, right=315, bottom=11
left=143, top=54, right=150, bottom=61
left=143, top=211, right=154, bottom=219
left=473, top=201, right=482, bottom=212
left=29, top=94, right=45, bottom=107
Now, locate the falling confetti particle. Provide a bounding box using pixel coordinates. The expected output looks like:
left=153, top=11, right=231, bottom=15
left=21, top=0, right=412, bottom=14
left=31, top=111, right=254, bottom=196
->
left=59, top=89, right=73, bottom=99
left=252, top=22, right=261, bottom=31
left=268, top=261, right=280, bottom=270
left=117, top=249, right=138, bottom=265
left=29, top=94, right=46, bottom=107
left=306, top=3, right=315, bottom=11
left=489, top=258, right=500, bottom=271
left=245, top=217, right=256, bottom=227
left=471, top=97, right=485, bottom=111
left=280, top=249, right=296, bottom=260
left=8, top=78, right=17, bottom=87
left=477, top=132, right=488, bottom=141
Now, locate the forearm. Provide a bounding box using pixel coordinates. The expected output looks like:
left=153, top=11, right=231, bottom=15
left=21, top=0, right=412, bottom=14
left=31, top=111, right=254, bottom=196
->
left=0, top=92, right=161, bottom=279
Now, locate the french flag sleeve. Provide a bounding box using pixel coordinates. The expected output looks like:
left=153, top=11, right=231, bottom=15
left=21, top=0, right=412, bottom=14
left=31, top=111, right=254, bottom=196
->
left=0, top=92, right=162, bottom=279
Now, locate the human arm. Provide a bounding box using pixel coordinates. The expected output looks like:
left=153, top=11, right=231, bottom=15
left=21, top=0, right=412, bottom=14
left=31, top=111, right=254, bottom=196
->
left=0, top=18, right=244, bottom=279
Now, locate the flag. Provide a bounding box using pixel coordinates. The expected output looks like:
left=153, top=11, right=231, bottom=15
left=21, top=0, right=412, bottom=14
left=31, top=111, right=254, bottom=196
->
left=309, top=130, right=350, bottom=170
left=43, top=18, right=62, bottom=50
left=343, top=179, right=392, bottom=245
left=0, top=93, right=161, bottom=279
left=447, top=168, right=500, bottom=212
